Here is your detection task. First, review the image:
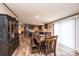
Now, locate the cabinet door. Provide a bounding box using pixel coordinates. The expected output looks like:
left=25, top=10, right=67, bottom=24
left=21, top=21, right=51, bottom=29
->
left=0, top=16, right=8, bottom=56
left=0, top=16, right=4, bottom=43
left=3, top=16, right=8, bottom=42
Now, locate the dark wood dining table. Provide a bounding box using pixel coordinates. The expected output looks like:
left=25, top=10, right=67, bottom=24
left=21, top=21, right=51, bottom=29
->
left=31, top=32, right=51, bottom=54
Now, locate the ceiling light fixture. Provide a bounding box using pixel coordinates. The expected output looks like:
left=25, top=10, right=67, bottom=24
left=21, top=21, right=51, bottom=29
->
left=36, top=15, right=39, bottom=18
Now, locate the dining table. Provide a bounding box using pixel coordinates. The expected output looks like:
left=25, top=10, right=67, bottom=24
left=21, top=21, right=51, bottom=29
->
left=37, top=34, right=46, bottom=54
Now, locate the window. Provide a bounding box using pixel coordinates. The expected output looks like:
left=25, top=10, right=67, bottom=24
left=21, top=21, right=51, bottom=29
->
left=54, top=18, right=76, bottom=49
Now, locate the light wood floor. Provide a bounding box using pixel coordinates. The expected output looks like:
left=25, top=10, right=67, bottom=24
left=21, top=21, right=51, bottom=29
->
left=12, top=35, right=79, bottom=56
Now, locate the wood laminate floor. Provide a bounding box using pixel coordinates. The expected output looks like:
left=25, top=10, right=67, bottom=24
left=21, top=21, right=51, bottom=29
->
left=12, top=35, right=79, bottom=56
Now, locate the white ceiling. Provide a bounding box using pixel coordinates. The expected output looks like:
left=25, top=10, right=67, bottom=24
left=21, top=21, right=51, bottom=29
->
left=5, top=3, right=79, bottom=25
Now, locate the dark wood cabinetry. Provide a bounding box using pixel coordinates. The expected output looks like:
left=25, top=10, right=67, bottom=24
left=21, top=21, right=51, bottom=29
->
left=0, top=14, right=19, bottom=56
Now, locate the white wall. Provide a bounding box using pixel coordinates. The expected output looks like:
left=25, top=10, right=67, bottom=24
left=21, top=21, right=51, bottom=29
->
left=0, top=4, right=18, bottom=19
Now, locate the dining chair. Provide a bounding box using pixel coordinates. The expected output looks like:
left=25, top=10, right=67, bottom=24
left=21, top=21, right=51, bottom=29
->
left=31, top=35, right=40, bottom=54
left=44, top=36, right=58, bottom=56
left=39, top=32, right=51, bottom=55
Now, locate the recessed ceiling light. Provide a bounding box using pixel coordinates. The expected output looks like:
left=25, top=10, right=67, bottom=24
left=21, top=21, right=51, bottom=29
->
left=36, top=15, right=39, bottom=18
